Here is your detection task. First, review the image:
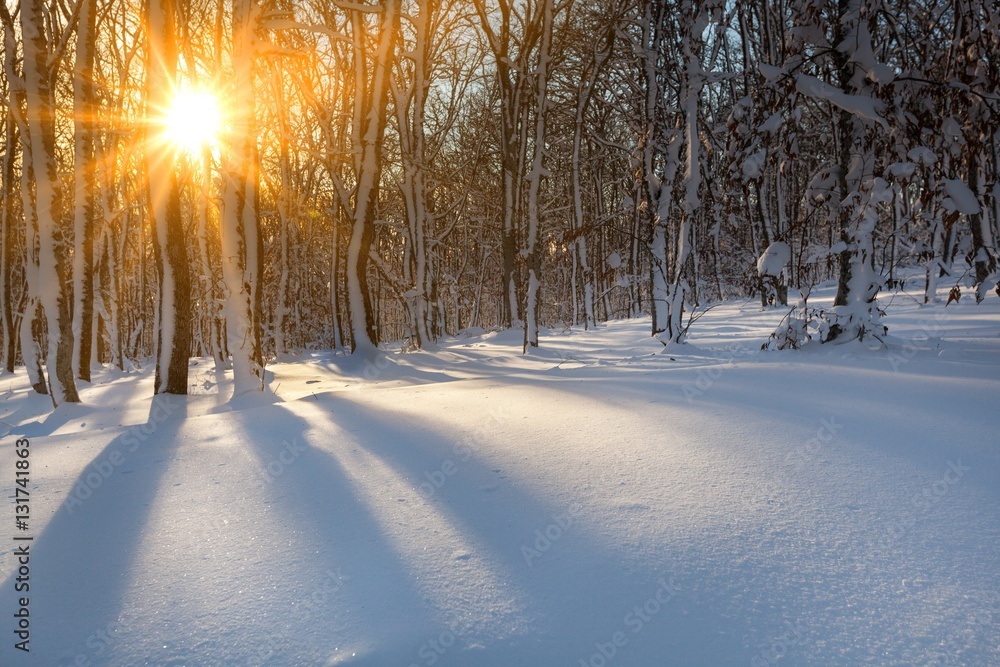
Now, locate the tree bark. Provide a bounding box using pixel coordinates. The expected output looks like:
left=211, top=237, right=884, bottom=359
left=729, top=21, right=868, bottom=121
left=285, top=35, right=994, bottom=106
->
left=20, top=0, right=79, bottom=405
left=221, top=0, right=264, bottom=393
left=72, top=0, right=98, bottom=382
left=343, top=0, right=400, bottom=356
left=147, top=0, right=191, bottom=395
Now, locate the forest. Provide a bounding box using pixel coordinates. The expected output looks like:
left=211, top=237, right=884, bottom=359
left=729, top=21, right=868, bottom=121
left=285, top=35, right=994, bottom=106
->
left=1, top=0, right=997, bottom=405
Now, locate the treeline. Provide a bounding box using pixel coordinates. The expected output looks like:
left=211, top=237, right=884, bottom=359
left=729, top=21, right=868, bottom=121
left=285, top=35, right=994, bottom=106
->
left=1, top=0, right=997, bottom=403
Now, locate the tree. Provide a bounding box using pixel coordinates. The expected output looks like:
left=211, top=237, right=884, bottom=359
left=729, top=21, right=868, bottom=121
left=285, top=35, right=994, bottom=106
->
left=221, top=0, right=265, bottom=393
left=72, top=0, right=98, bottom=382
left=0, top=6, right=19, bottom=374
left=630, top=0, right=717, bottom=345
left=337, top=0, right=401, bottom=356
left=147, top=0, right=192, bottom=394
left=19, top=0, right=80, bottom=405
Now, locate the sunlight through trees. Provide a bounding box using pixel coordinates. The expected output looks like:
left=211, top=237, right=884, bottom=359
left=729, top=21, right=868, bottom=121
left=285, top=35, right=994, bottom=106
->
left=0, top=0, right=997, bottom=399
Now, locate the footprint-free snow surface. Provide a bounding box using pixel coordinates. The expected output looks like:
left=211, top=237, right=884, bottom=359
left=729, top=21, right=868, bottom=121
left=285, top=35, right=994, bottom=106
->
left=2, top=282, right=998, bottom=666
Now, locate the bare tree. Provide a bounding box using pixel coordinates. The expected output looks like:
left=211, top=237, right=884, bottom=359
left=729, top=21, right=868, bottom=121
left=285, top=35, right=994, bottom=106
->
left=221, top=0, right=265, bottom=393
left=147, top=0, right=191, bottom=394
left=72, top=0, right=98, bottom=382
left=19, top=0, right=79, bottom=405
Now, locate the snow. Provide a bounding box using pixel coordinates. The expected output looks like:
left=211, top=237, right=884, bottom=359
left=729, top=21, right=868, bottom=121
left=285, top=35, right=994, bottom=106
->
left=942, top=178, right=981, bottom=215
left=887, top=161, right=916, bottom=179
left=756, top=241, right=791, bottom=277
left=758, top=63, right=784, bottom=83
left=1, top=277, right=998, bottom=666
left=759, top=111, right=783, bottom=135
left=907, top=146, right=937, bottom=167
left=794, top=74, right=887, bottom=129
left=742, top=149, right=766, bottom=180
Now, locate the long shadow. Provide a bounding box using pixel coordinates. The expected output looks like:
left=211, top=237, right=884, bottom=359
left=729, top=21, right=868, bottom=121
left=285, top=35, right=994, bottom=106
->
left=0, top=395, right=187, bottom=665
left=229, top=400, right=439, bottom=665
left=305, top=392, right=727, bottom=665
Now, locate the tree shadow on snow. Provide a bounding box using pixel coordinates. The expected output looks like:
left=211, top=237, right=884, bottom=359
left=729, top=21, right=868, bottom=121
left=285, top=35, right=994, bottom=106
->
left=0, top=395, right=187, bottom=665
left=297, top=392, right=729, bottom=665
left=230, top=401, right=441, bottom=664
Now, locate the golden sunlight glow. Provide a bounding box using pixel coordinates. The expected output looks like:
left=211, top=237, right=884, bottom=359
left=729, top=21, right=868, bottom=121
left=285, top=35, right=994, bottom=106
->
left=161, top=89, right=222, bottom=155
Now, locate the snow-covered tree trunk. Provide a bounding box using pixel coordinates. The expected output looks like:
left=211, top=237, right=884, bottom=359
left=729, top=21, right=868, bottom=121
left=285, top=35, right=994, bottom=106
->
left=472, top=0, right=534, bottom=330
left=72, top=0, right=98, bottom=382
left=395, top=0, right=436, bottom=349
left=569, top=21, right=614, bottom=332
left=147, top=0, right=191, bottom=395
left=635, top=1, right=671, bottom=337
left=1, top=80, right=15, bottom=373
left=661, top=0, right=707, bottom=345
left=342, top=0, right=400, bottom=357
left=330, top=211, right=344, bottom=351
left=195, top=149, right=223, bottom=367
left=523, top=0, right=554, bottom=351
left=20, top=0, right=79, bottom=405
left=221, top=0, right=264, bottom=393
left=967, top=153, right=995, bottom=302
left=272, top=65, right=292, bottom=356
left=825, top=0, right=886, bottom=343
left=952, top=0, right=997, bottom=302
left=0, top=0, right=21, bottom=376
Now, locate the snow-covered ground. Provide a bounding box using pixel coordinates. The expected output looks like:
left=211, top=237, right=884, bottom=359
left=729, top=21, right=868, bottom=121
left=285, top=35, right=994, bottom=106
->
left=1, top=280, right=998, bottom=666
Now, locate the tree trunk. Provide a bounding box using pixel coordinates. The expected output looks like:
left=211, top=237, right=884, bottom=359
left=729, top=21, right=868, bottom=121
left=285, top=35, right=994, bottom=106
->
left=20, top=0, right=79, bottom=405
left=343, top=0, right=399, bottom=356
left=1, top=98, right=16, bottom=373
left=221, top=0, right=264, bottom=393
left=967, top=152, right=996, bottom=302
left=147, top=0, right=191, bottom=395
left=662, top=0, right=704, bottom=345
left=523, top=0, right=554, bottom=351
left=72, top=0, right=97, bottom=382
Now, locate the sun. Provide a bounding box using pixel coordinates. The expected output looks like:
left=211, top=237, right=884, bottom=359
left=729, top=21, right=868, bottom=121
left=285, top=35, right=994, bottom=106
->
left=161, top=89, right=222, bottom=155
